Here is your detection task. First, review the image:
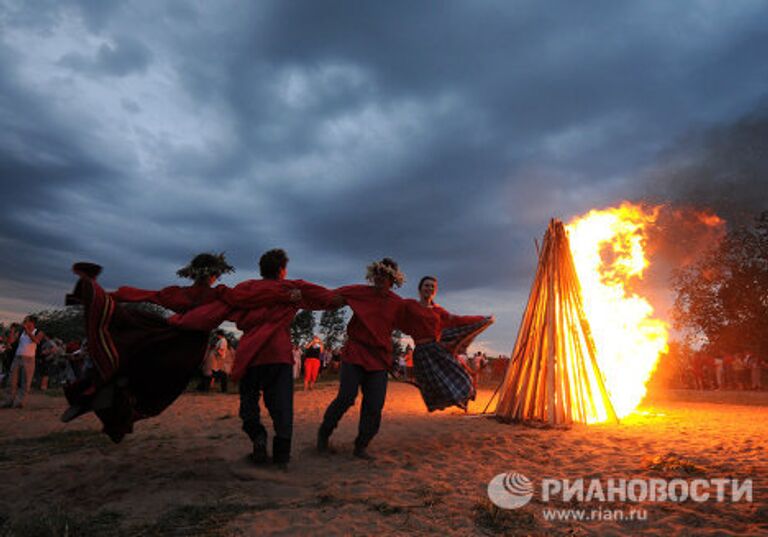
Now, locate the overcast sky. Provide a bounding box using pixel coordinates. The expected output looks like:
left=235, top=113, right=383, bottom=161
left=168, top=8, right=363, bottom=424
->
left=1, top=1, right=767, bottom=353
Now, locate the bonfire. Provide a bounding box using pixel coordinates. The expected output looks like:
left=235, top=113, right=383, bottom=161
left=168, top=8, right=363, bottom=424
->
left=496, top=203, right=669, bottom=425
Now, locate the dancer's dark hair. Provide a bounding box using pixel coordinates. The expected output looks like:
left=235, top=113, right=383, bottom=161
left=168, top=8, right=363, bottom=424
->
left=418, top=276, right=437, bottom=291
left=260, top=249, right=289, bottom=279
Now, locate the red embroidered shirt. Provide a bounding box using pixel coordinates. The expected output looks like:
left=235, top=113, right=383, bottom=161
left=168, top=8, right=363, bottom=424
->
left=335, top=285, right=404, bottom=372
left=111, top=284, right=228, bottom=313
left=398, top=299, right=485, bottom=341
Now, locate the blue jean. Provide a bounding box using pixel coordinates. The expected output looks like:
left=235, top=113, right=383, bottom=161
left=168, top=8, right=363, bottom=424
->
left=6, top=355, right=35, bottom=406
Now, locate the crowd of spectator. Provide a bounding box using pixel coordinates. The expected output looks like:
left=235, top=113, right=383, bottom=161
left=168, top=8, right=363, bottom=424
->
left=672, top=352, right=765, bottom=391
left=1, top=317, right=92, bottom=409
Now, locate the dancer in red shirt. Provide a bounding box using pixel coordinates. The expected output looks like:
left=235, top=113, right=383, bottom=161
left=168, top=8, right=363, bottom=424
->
left=317, top=258, right=405, bottom=460
left=60, top=253, right=271, bottom=442
left=109, top=252, right=232, bottom=312
left=171, top=249, right=341, bottom=467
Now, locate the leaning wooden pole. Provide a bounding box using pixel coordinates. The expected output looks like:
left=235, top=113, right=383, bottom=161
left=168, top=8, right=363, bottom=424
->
left=496, top=219, right=618, bottom=425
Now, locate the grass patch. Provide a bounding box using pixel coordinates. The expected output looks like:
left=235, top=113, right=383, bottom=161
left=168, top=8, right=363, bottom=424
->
left=0, top=507, right=123, bottom=537
left=138, top=502, right=265, bottom=537
left=410, top=484, right=450, bottom=507
left=368, top=502, right=404, bottom=516
left=0, top=430, right=107, bottom=463
left=643, top=452, right=707, bottom=475
left=315, top=493, right=338, bottom=506
left=472, top=501, right=537, bottom=534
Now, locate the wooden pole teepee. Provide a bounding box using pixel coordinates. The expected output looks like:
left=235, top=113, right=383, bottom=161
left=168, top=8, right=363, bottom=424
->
left=495, top=219, right=618, bottom=425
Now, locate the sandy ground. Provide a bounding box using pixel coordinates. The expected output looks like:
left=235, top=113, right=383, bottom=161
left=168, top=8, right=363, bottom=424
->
left=0, top=381, right=766, bottom=536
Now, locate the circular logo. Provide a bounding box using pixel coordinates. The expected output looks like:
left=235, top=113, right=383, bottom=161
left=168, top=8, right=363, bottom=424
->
left=487, top=471, right=534, bottom=509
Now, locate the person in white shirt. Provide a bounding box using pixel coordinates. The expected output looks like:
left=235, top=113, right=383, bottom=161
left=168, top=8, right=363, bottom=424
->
left=3, top=316, right=46, bottom=408
left=210, top=331, right=230, bottom=393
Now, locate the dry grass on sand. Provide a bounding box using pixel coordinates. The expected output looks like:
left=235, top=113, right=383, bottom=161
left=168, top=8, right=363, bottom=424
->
left=0, top=382, right=766, bottom=536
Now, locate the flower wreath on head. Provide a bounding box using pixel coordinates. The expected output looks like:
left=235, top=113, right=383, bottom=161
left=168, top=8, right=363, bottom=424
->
left=365, top=260, right=405, bottom=288
left=177, top=252, right=235, bottom=280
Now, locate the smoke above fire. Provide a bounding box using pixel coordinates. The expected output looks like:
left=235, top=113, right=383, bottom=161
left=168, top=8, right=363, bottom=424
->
left=558, top=104, right=768, bottom=412
left=631, top=205, right=726, bottom=322
left=567, top=202, right=727, bottom=326
left=644, top=103, right=768, bottom=227
left=563, top=105, right=768, bottom=327
left=603, top=106, right=768, bottom=321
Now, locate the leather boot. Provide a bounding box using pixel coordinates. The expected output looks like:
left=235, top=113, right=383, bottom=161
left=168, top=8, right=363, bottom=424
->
left=251, top=437, right=268, bottom=465
left=273, top=437, right=291, bottom=468
left=317, top=427, right=331, bottom=453
left=353, top=438, right=374, bottom=460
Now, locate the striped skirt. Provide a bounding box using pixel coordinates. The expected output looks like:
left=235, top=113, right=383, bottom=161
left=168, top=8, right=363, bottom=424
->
left=65, top=276, right=209, bottom=442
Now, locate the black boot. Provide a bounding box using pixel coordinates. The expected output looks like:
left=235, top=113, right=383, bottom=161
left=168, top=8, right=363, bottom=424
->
left=273, top=437, right=291, bottom=468
left=60, top=404, right=90, bottom=423
left=317, top=427, right=332, bottom=453
left=197, top=375, right=212, bottom=392
left=251, top=437, right=268, bottom=465
left=353, top=438, right=374, bottom=461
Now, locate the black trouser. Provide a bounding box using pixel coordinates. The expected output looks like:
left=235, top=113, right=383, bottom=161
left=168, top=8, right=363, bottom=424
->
left=196, top=374, right=211, bottom=392
left=212, top=370, right=228, bottom=393
left=239, top=363, right=293, bottom=460
left=1, top=350, right=13, bottom=387
left=319, top=362, right=388, bottom=449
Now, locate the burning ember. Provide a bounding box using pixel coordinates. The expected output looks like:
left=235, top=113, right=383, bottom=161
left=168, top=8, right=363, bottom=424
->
left=566, top=202, right=669, bottom=419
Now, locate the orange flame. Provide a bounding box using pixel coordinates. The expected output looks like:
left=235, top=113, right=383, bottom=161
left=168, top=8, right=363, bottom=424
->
left=696, top=211, right=724, bottom=228
left=566, top=202, right=669, bottom=419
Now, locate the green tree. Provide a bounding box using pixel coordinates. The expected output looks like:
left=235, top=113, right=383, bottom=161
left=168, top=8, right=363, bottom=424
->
left=391, top=329, right=407, bottom=361
left=672, top=211, right=768, bottom=357
left=290, top=310, right=316, bottom=347
left=319, top=307, right=349, bottom=350
left=29, top=302, right=170, bottom=343
left=31, top=307, right=85, bottom=342
left=122, top=302, right=171, bottom=318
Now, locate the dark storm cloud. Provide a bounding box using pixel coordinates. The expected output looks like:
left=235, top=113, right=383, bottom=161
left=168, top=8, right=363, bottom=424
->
left=176, top=1, right=768, bottom=281
left=2, top=0, right=768, bottom=351
left=0, top=42, right=119, bottom=285
left=59, top=35, right=152, bottom=77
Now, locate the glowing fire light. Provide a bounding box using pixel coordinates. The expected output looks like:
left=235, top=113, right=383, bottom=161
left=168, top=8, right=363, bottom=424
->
left=566, top=203, right=669, bottom=419
left=696, top=212, right=724, bottom=228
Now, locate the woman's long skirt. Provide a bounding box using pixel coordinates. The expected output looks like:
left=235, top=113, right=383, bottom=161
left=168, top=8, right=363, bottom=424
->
left=64, top=276, right=208, bottom=442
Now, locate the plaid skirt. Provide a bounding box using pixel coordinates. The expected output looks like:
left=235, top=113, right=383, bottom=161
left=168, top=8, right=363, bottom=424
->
left=413, top=317, right=494, bottom=412
left=441, top=317, right=494, bottom=356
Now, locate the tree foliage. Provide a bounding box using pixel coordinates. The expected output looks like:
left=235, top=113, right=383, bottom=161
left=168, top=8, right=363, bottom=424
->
left=30, top=307, right=85, bottom=342
left=28, top=302, right=170, bottom=343
left=672, top=211, right=768, bottom=357
left=391, top=329, right=407, bottom=360
left=319, top=307, right=348, bottom=350
left=122, top=302, right=171, bottom=318
left=290, top=310, right=316, bottom=346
